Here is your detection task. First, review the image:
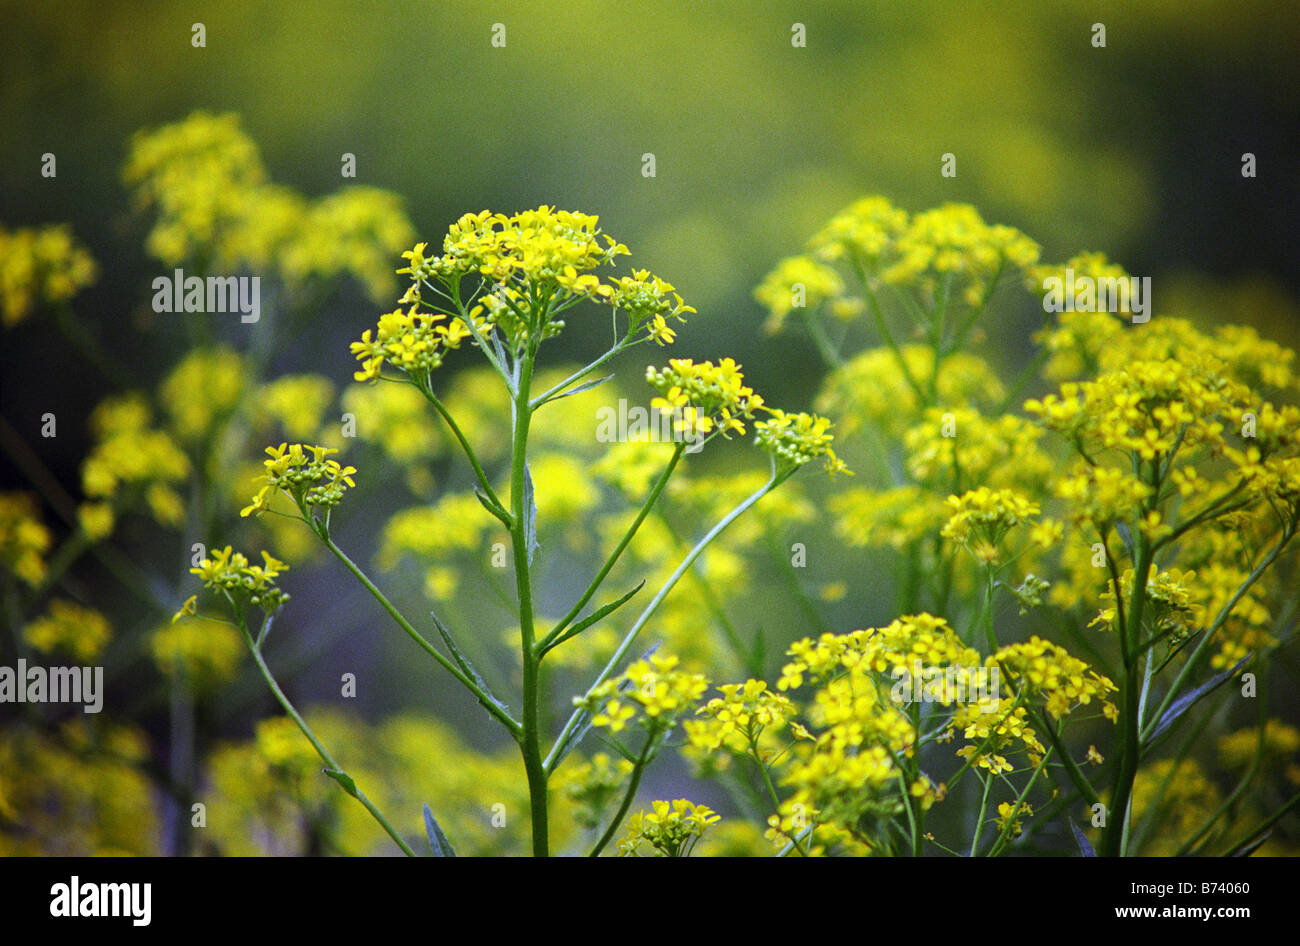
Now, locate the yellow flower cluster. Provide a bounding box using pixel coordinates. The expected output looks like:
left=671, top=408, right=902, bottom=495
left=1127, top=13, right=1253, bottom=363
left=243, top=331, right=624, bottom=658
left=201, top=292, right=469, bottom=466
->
left=0, top=492, right=52, bottom=587
left=350, top=307, right=472, bottom=383
left=646, top=357, right=764, bottom=439
left=1091, top=565, right=1202, bottom=641
left=150, top=617, right=244, bottom=689
left=940, top=487, right=1040, bottom=565
left=579, top=653, right=709, bottom=734
left=816, top=347, right=1007, bottom=439
left=0, top=721, right=157, bottom=855
left=995, top=800, right=1033, bottom=838
left=993, top=637, right=1117, bottom=721
left=1051, top=461, right=1154, bottom=528
left=905, top=408, right=1052, bottom=493
left=125, top=112, right=413, bottom=298
left=950, top=697, right=1046, bottom=775
left=410, top=207, right=627, bottom=286
left=754, top=409, right=850, bottom=475
left=759, top=196, right=1039, bottom=324
left=778, top=613, right=978, bottom=691
left=753, top=255, right=849, bottom=334
left=388, top=208, right=693, bottom=352
left=23, top=600, right=112, bottom=662
left=0, top=224, right=97, bottom=327
left=617, top=799, right=720, bottom=857
left=258, top=374, right=336, bottom=442
left=159, top=347, right=247, bottom=443
left=188, top=546, right=290, bottom=616
left=606, top=269, right=696, bottom=345
left=555, top=753, right=634, bottom=830
left=81, top=395, right=190, bottom=527
left=240, top=443, right=357, bottom=518
left=684, top=679, right=794, bottom=755
left=1026, top=355, right=1246, bottom=464
left=830, top=485, right=950, bottom=551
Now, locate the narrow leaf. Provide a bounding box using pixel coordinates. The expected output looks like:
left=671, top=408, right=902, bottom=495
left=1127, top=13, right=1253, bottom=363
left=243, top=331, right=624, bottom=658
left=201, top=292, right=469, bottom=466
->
left=1114, top=521, right=1135, bottom=562
left=523, top=462, right=539, bottom=565
left=323, top=768, right=358, bottom=798
left=422, top=803, right=458, bottom=857
left=1069, top=819, right=1096, bottom=857
left=473, top=487, right=510, bottom=525
left=546, top=373, right=614, bottom=404
left=1227, top=830, right=1272, bottom=858
left=1146, top=655, right=1250, bottom=747
left=547, top=580, right=646, bottom=653
left=430, top=610, right=510, bottom=717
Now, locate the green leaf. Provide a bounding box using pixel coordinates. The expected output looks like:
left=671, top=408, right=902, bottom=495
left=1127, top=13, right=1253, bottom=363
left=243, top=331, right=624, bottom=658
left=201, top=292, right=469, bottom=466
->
left=1145, top=655, right=1250, bottom=748
left=473, top=487, right=510, bottom=525
left=1068, top=819, right=1096, bottom=857
left=323, top=768, right=358, bottom=798
left=546, top=373, right=613, bottom=404
left=430, top=610, right=512, bottom=719
left=544, top=580, right=646, bottom=654
left=523, top=462, right=539, bottom=565
left=422, top=803, right=458, bottom=857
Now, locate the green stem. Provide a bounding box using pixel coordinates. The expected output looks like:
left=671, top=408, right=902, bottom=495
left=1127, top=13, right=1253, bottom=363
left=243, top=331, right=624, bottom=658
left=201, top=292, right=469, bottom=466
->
left=589, top=733, right=654, bottom=856
left=239, top=617, right=416, bottom=856
left=321, top=535, right=522, bottom=738
left=545, top=467, right=788, bottom=774
left=509, top=342, right=549, bottom=857
left=541, top=444, right=684, bottom=650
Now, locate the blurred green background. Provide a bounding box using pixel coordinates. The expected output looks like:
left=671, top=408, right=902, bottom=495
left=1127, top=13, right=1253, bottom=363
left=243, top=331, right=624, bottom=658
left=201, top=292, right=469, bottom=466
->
left=1, top=0, right=1298, bottom=854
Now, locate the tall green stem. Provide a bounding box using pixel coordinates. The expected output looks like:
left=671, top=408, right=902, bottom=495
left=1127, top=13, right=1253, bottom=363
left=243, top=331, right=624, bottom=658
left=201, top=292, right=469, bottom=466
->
left=509, top=341, right=549, bottom=857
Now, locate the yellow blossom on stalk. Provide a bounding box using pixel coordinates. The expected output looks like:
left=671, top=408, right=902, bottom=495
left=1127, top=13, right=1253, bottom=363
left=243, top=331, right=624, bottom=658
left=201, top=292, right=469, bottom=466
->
left=1090, top=565, right=1202, bottom=641
left=941, top=487, right=1040, bottom=565
left=754, top=409, right=850, bottom=475
left=995, top=801, right=1033, bottom=838
left=816, top=346, right=1005, bottom=439
left=81, top=396, right=190, bottom=526
left=1051, top=461, right=1153, bottom=528
left=0, top=224, right=97, bottom=327
left=904, top=409, right=1053, bottom=493
left=0, top=493, right=52, bottom=586
left=753, top=255, right=848, bottom=334
left=23, top=600, right=112, bottom=662
left=349, top=306, right=471, bottom=382
left=992, top=637, right=1117, bottom=721
left=76, top=503, right=115, bottom=542
left=950, top=697, right=1045, bottom=775
left=684, top=679, right=794, bottom=755
left=160, top=348, right=246, bottom=441
left=125, top=112, right=413, bottom=293
left=150, top=618, right=243, bottom=689
left=1217, top=721, right=1300, bottom=772
left=808, top=195, right=910, bottom=265
left=189, top=546, right=290, bottom=616
left=555, top=753, right=634, bottom=830
left=605, top=269, right=695, bottom=343
left=617, top=799, right=720, bottom=857
left=879, top=203, right=1040, bottom=307
left=645, top=357, right=764, bottom=440
left=241, top=443, right=357, bottom=518
left=258, top=374, right=335, bottom=441
left=830, top=485, right=950, bottom=551
left=578, top=653, right=709, bottom=734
